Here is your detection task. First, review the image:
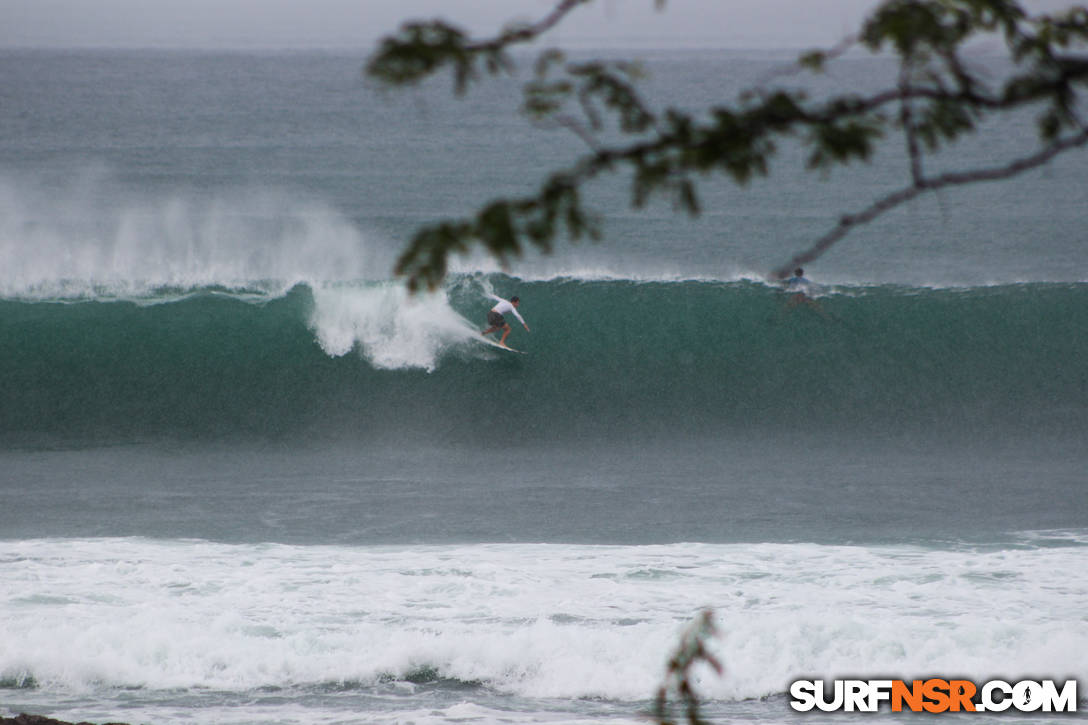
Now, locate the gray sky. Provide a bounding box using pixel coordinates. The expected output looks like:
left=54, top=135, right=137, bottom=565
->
left=0, top=0, right=907, bottom=50
left=1, top=0, right=1078, bottom=50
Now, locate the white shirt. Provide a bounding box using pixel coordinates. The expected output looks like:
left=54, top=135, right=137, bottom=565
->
left=488, top=294, right=526, bottom=325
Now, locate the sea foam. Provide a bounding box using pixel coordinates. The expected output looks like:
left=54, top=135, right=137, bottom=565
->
left=1, top=538, right=1085, bottom=703
left=307, top=282, right=493, bottom=371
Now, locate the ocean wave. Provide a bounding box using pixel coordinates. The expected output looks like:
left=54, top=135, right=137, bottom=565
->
left=1, top=538, right=1085, bottom=702
left=0, top=278, right=1086, bottom=444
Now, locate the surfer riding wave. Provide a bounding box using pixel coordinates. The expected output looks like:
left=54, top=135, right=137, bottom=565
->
left=481, top=294, right=530, bottom=349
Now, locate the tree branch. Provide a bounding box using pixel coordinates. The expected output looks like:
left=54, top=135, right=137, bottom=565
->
left=772, top=125, right=1088, bottom=279
left=531, top=114, right=604, bottom=151
left=366, top=0, right=595, bottom=92
left=653, top=610, right=722, bottom=725
left=466, top=0, right=592, bottom=52
left=761, top=34, right=859, bottom=83
left=368, top=0, right=1088, bottom=290
left=899, top=63, right=926, bottom=186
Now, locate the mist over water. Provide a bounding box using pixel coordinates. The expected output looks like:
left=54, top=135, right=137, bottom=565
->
left=0, top=171, right=396, bottom=298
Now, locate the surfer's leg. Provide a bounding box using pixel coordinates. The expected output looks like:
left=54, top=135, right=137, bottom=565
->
left=484, top=311, right=506, bottom=337
left=499, top=323, right=511, bottom=346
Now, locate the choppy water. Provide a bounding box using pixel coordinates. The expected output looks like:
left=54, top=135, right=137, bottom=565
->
left=2, top=536, right=1086, bottom=725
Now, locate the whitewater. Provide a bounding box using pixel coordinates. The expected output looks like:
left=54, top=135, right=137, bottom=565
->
left=2, top=47, right=1087, bottom=725
left=3, top=537, right=1086, bottom=725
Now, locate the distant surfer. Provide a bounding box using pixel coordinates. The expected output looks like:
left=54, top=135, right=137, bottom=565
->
left=786, top=267, right=810, bottom=296
left=482, top=294, right=530, bottom=348
left=784, top=267, right=828, bottom=317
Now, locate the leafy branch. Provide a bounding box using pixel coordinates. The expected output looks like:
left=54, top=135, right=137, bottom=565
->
left=366, top=0, right=1088, bottom=290
left=366, top=0, right=593, bottom=95
left=653, top=610, right=723, bottom=725
left=772, top=122, right=1088, bottom=278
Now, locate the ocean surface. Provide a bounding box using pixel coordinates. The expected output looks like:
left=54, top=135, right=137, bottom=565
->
left=1, top=47, right=1086, bottom=725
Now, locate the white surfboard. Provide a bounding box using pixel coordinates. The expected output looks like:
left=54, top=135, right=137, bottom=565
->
left=481, top=337, right=527, bottom=354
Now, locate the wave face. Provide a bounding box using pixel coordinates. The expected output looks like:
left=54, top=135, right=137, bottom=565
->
left=1, top=278, right=1085, bottom=446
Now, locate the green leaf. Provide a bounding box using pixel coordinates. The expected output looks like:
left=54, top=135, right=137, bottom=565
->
left=799, top=51, right=827, bottom=72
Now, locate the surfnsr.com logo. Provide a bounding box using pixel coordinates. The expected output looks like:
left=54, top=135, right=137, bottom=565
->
left=789, top=679, right=1078, bottom=713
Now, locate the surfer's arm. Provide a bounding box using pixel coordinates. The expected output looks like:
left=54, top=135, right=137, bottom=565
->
left=509, top=308, right=528, bottom=329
